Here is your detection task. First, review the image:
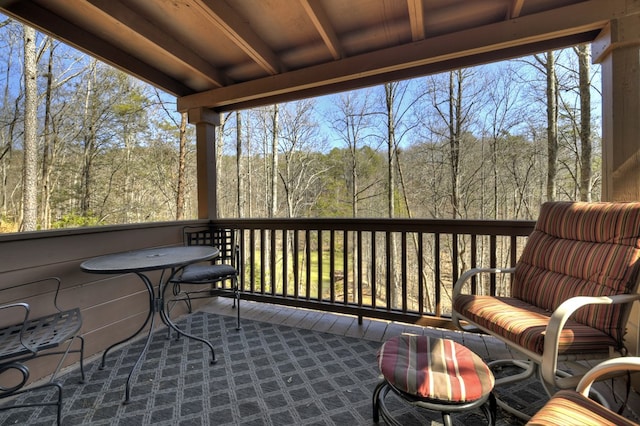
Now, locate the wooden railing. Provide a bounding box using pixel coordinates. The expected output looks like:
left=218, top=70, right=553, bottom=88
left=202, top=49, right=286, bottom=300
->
left=214, top=218, right=536, bottom=329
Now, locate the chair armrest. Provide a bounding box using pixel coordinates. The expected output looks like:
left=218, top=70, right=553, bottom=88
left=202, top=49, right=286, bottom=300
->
left=0, top=302, right=30, bottom=322
left=0, top=277, right=67, bottom=355
left=542, top=293, right=640, bottom=388
left=576, top=356, right=640, bottom=396
left=452, top=267, right=515, bottom=298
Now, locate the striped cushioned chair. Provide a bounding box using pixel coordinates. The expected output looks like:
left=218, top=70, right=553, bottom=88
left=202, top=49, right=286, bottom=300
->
left=452, top=201, right=640, bottom=419
left=527, top=357, right=640, bottom=426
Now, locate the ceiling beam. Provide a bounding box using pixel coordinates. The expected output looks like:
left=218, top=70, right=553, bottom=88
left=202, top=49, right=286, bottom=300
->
left=508, top=0, right=526, bottom=19
left=88, top=0, right=227, bottom=88
left=0, top=0, right=192, bottom=96
left=177, top=0, right=612, bottom=112
left=194, top=0, right=283, bottom=75
left=407, top=0, right=425, bottom=41
left=300, top=0, right=344, bottom=60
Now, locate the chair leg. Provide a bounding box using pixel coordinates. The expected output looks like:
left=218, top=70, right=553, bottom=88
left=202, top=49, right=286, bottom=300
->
left=371, top=381, right=403, bottom=426
left=77, top=335, right=86, bottom=383
left=372, top=380, right=385, bottom=423
left=441, top=412, right=453, bottom=426
left=233, top=277, right=241, bottom=330
left=55, top=381, right=63, bottom=426
left=489, top=358, right=537, bottom=421
left=481, top=393, right=497, bottom=426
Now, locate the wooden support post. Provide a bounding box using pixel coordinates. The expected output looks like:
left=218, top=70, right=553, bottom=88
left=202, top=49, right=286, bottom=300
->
left=188, top=108, right=221, bottom=220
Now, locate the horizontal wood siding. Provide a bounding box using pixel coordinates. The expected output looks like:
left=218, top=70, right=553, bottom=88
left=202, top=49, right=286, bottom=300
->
left=0, top=221, right=205, bottom=384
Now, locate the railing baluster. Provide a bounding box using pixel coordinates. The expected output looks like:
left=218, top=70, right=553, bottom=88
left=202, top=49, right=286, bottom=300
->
left=471, top=234, right=477, bottom=294
left=330, top=230, right=336, bottom=303
left=294, top=230, right=300, bottom=298
left=260, top=229, right=266, bottom=294
left=356, top=230, right=362, bottom=307
left=489, top=235, right=498, bottom=296
left=343, top=231, right=348, bottom=305
left=401, top=231, right=407, bottom=313
left=305, top=230, right=311, bottom=300
left=371, top=231, right=377, bottom=310
left=417, top=232, right=423, bottom=316
left=249, top=230, right=256, bottom=293
left=270, top=229, right=277, bottom=296
left=282, top=229, right=288, bottom=298
left=452, top=233, right=459, bottom=286
left=434, top=233, right=441, bottom=317
left=318, top=230, right=323, bottom=301
left=356, top=230, right=364, bottom=324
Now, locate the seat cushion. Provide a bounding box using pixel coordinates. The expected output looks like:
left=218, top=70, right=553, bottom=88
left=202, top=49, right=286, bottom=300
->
left=453, top=295, right=617, bottom=356
left=177, top=264, right=237, bottom=283
left=527, top=389, right=638, bottom=426
left=377, top=335, right=494, bottom=403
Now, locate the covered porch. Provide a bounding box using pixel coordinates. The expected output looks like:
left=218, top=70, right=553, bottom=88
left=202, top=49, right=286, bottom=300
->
left=1, top=0, right=640, bottom=423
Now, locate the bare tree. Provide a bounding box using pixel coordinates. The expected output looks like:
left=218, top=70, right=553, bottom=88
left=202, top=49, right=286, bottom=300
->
left=577, top=44, right=592, bottom=201
left=20, top=24, right=37, bottom=231
left=80, top=59, right=97, bottom=216
left=329, top=90, right=378, bottom=218
left=176, top=112, right=188, bottom=219
left=278, top=99, right=327, bottom=218
left=535, top=51, right=559, bottom=202
left=428, top=70, right=477, bottom=219
left=270, top=105, right=279, bottom=217
left=236, top=110, right=244, bottom=217
left=481, top=64, right=527, bottom=218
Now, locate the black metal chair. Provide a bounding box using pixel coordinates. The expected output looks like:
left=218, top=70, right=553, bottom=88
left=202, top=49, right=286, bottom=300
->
left=168, top=226, right=241, bottom=330
left=0, top=277, right=85, bottom=425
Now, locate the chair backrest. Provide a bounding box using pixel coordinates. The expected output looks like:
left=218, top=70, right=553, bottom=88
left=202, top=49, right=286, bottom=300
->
left=513, top=201, right=640, bottom=345
left=184, top=226, right=237, bottom=266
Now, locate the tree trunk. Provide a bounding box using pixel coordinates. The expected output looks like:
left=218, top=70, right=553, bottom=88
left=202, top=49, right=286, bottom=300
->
left=545, top=50, right=558, bottom=202
left=385, top=83, right=399, bottom=307
left=41, top=38, right=54, bottom=229
left=215, top=113, right=226, bottom=217
left=578, top=44, right=592, bottom=202
left=386, top=83, right=396, bottom=219
left=175, top=111, right=187, bottom=220
left=270, top=104, right=278, bottom=217
left=80, top=60, right=97, bottom=215
left=449, top=71, right=461, bottom=219
left=21, top=25, right=38, bottom=231
left=236, top=110, right=244, bottom=217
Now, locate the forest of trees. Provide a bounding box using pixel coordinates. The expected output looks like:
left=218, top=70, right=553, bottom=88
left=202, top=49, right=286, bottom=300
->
left=0, top=18, right=600, bottom=233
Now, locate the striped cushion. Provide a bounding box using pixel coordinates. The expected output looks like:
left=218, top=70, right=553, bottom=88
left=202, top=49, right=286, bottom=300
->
left=527, top=390, right=638, bottom=426
left=453, top=295, right=617, bottom=355
left=377, top=335, right=494, bottom=403
left=513, top=202, right=640, bottom=344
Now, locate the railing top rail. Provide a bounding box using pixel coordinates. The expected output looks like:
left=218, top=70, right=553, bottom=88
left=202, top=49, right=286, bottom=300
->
left=211, top=217, right=536, bottom=236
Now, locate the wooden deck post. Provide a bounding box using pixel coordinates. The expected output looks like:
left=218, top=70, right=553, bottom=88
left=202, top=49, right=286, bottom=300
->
left=188, top=107, right=221, bottom=220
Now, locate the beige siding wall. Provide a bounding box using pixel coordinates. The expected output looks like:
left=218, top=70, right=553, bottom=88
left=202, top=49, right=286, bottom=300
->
left=0, top=221, right=208, bottom=385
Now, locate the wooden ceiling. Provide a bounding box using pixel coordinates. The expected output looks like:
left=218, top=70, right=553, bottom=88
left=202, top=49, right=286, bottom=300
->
left=0, top=0, right=632, bottom=112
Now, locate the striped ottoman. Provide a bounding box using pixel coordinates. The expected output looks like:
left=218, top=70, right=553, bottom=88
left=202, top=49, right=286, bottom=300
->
left=373, top=335, right=496, bottom=426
